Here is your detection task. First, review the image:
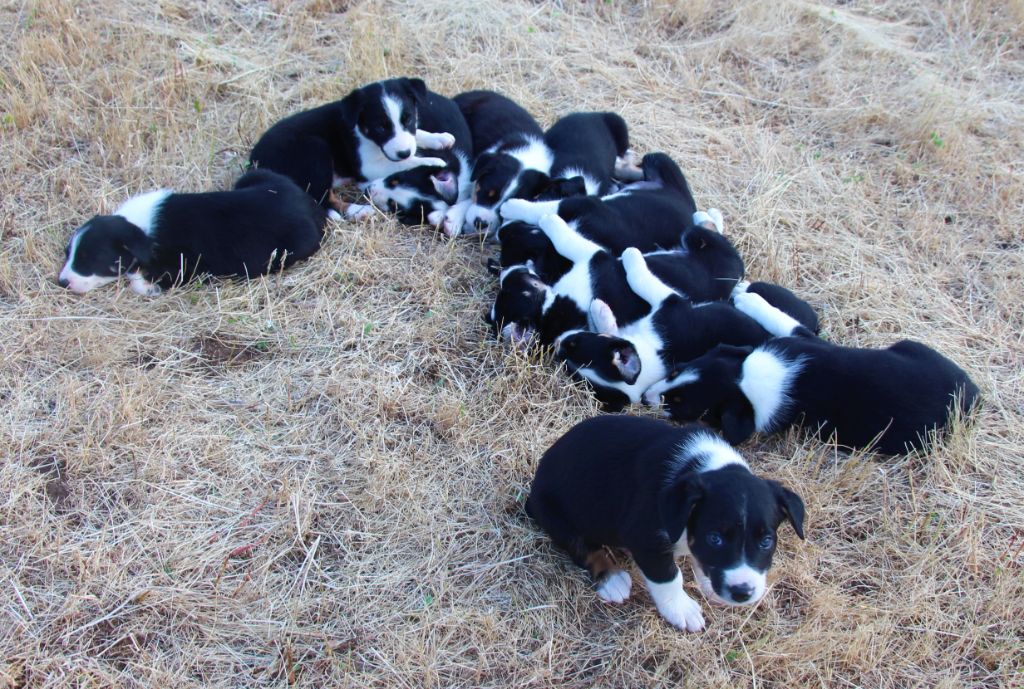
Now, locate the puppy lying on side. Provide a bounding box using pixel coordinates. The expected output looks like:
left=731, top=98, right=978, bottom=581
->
left=554, top=249, right=773, bottom=411
left=527, top=415, right=805, bottom=632
left=645, top=289, right=980, bottom=454
left=58, top=170, right=326, bottom=296
left=248, top=77, right=452, bottom=218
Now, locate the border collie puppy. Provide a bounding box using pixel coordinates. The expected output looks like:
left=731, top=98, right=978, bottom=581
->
left=363, top=90, right=474, bottom=227
left=541, top=111, right=632, bottom=196
left=248, top=78, right=452, bottom=218
left=644, top=291, right=980, bottom=454
left=58, top=169, right=326, bottom=295
left=527, top=415, right=805, bottom=632
left=452, top=90, right=551, bottom=236
left=554, top=249, right=771, bottom=411
left=486, top=211, right=743, bottom=350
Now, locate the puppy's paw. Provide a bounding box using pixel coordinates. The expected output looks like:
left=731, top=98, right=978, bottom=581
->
left=433, top=132, right=456, bottom=149
left=345, top=204, right=375, bottom=221
left=421, top=157, right=447, bottom=168
left=443, top=214, right=463, bottom=238
left=129, top=276, right=162, bottom=297
left=427, top=209, right=445, bottom=227
left=730, top=280, right=751, bottom=301
left=706, top=208, right=724, bottom=233
left=658, top=593, right=706, bottom=632
left=596, top=569, right=632, bottom=604
left=499, top=198, right=532, bottom=222
left=621, top=247, right=645, bottom=273
left=327, top=208, right=342, bottom=222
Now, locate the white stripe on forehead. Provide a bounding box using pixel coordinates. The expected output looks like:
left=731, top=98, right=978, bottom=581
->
left=382, top=94, right=405, bottom=133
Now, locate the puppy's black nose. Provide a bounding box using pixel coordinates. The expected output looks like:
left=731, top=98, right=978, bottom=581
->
left=57, top=277, right=70, bottom=288
left=396, top=149, right=411, bottom=160
left=473, top=217, right=489, bottom=230
left=727, top=584, right=754, bottom=603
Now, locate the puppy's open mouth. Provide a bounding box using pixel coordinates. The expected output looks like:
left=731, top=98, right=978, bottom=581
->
left=501, top=323, right=536, bottom=349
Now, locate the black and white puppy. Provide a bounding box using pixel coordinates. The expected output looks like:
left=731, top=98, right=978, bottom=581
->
left=362, top=90, right=474, bottom=227
left=541, top=111, right=632, bottom=196
left=452, top=90, right=551, bottom=236
left=58, top=169, right=326, bottom=295
left=527, top=415, right=805, bottom=632
left=486, top=210, right=743, bottom=350
left=645, top=290, right=980, bottom=454
left=248, top=78, right=452, bottom=217
left=554, top=248, right=771, bottom=411
left=500, top=152, right=702, bottom=254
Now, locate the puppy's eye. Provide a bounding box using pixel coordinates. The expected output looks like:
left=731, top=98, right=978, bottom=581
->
left=758, top=535, right=775, bottom=550
left=388, top=179, right=399, bottom=187
left=706, top=532, right=723, bottom=547
left=487, top=189, right=497, bottom=199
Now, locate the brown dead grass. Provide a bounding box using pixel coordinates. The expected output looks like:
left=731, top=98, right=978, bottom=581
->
left=1, top=0, right=1022, bottom=687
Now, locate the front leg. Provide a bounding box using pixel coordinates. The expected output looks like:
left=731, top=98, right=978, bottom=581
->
left=500, top=198, right=560, bottom=226
left=128, top=272, right=162, bottom=297
left=537, top=213, right=603, bottom=264
left=633, top=549, right=705, bottom=632
left=443, top=199, right=472, bottom=238
left=621, top=247, right=676, bottom=307
left=415, top=130, right=455, bottom=150
left=732, top=291, right=802, bottom=338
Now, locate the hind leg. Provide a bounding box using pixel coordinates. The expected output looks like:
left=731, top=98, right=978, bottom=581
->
left=527, top=494, right=632, bottom=603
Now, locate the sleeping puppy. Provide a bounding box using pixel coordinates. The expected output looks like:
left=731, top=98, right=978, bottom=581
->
left=486, top=211, right=743, bottom=349
left=644, top=290, right=980, bottom=454
left=540, top=111, right=633, bottom=196
left=553, top=249, right=771, bottom=411
left=363, top=90, right=474, bottom=227
left=248, top=77, right=452, bottom=217
left=499, top=152, right=708, bottom=255
left=57, top=169, right=326, bottom=295
left=527, top=415, right=805, bottom=632
left=452, top=90, right=551, bottom=236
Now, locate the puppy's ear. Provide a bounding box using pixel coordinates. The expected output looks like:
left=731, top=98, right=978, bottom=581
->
left=720, top=396, right=755, bottom=445
left=769, top=480, right=805, bottom=540
left=403, top=77, right=428, bottom=102
left=515, top=170, right=551, bottom=200
left=340, top=88, right=365, bottom=124
left=658, top=471, right=704, bottom=542
left=612, top=344, right=641, bottom=385
left=430, top=169, right=458, bottom=203
left=118, top=224, right=153, bottom=267
left=717, top=344, right=754, bottom=360
left=470, top=153, right=494, bottom=181
left=589, top=299, right=618, bottom=335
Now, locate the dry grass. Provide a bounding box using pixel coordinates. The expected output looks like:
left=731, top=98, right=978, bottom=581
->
left=1, top=0, right=1022, bottom=686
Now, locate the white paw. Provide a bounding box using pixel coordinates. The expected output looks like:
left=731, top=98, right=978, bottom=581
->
left=434, top=132, right=456, bottom=149
left=499, top=198, right=532, bottom=222
left=730, top=280, right=751, bottom=300
left=443, top=214, right=463, bottom=237
left=707, top=208, right=724, bottom=233
left=731, top=290, right=757, bottom=310
left=621, top=247, right=644, bottom=272
left=327, top=209, right=342, bottom=222
left=427, top=209, right=445, bottom=226
left=658, top=593, right=706, bottom=632
left=596, top=570, right=632, bottom=604
left=421, top=157, right=447, bottom=168
left=129, top=275, right=162, bottom=297
left=345, top=204, right=375, bottom=221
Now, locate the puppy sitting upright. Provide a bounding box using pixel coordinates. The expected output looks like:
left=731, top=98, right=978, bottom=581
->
left=248, top=77, right=452, bottom=217
left=527, top=415, right=805, bottom=632
left=58, top=169, right=326, bottom=295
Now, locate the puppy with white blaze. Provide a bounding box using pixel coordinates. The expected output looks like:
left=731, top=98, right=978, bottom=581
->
left=248, top=77, right=452, bottom=219
left=58, top=169, right=326, bottom=295
left=645, top=290, right=981, bottom=454
left=527, top=415, right=805, bottom=632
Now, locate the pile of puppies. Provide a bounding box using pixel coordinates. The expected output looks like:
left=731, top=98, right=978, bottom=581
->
left=56, top=77, right=980, bottom=632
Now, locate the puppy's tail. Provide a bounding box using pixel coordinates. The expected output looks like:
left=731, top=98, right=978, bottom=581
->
left=641, top=153, right=696, bottom=211
left=601, top=112, right=631, bottom=157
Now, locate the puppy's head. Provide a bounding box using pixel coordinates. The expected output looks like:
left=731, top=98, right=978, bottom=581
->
left=465, top=152, right=523, bottom=234
left=555, top=331, right=641, bottom=386
left=368, top=164, right=457, bottom=212
left=58, top=216, right=152, bottom=293
left=681, top=226, right=745, bottom=299
left=660, top=453, right=805, bottom=606
left=347, top=77, right=426, bottom=162
left=486, top=263, right=548, bottom=347
left=644, top=345, right=754, bottom=444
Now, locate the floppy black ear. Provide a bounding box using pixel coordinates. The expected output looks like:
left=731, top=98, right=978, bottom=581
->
left=611, top=343, right=641, bottom=384
left=403, top=77, right=428, bottom=102
left=720, top=396, right=755, bottom=445
left=658, top=472, right=704, bottom=543
left=339, top=88, right=365, bottom=124
left=717, top=344, right=755, bottom=359
left=470, top=153, right=495, bottom=181
left=119, top=224, right=154, bottom=267
left=769, top=480, right=805, bottom=540
left=515, top=170, right=552, bottom=200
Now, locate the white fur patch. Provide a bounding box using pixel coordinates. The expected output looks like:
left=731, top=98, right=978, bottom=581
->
left=114, top=189, right=171, bottom=236
left=128, top=272, right=161, bottom=297
left=621, top=247, right=677, bottom=306
left=641, top=368, right=699, bottom=406
left=644, top=569, right=705, bottom=632
left=443, top=199, right=472, bottom=237
left=509, top=136, right=554, bottom=174
left=59, top=225, right=118, bottom=293
left=739, top=348, right=803, bottom=432
left=415, top=129, right=455, bottom=149
left=380, top=94, right=417, bottom=161
left=720, top=563, right=767, bottom=606
left=557, top=166, right=602, bottom=195
left=673, top=432, right=748, bottom=474
left=499, top=198, right=560, bottom=226
left=732, top=291, right=803, bottom=338
left=367, top=179, right=424, bottom=210
left=596, top=569, right=632, bottom=604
